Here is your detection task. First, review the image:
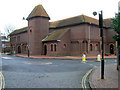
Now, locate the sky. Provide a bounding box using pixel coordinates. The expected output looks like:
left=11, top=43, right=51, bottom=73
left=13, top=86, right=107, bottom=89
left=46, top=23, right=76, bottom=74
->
left=0, top=0, right=120, bottom=35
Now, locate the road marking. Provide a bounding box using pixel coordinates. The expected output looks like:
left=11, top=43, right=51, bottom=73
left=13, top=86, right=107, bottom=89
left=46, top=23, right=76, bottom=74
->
left=82, top=66, right=96, bottom=89
left=0, top=72, right=5, bottom=89
left=1, top=57, right=13, bottom=59
left=25, top=62, right=53, bottom=65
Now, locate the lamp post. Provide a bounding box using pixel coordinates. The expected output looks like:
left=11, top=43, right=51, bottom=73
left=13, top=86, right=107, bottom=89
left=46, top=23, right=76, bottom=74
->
left=93, top=10, right=104, bottom=79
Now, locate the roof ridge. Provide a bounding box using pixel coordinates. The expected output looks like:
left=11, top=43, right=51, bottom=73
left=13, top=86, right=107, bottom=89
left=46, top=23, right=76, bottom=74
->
left=50, top=14, right=85, bottom=23
left=82, top=14, right=85, bottom=22
left=50, top=14, right=99, bottom=23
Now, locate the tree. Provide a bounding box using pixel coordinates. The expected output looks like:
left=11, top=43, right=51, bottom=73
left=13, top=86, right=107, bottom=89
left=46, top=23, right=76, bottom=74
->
left=111, top=13, right=120, bottom=41
left=111, top=13, right=120, bottom=70
left=4, top=24, right=15, bottom=36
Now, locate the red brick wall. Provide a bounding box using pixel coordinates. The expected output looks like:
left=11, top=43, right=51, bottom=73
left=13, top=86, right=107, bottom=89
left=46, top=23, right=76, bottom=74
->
left=43, top=30, right=71, bottom=56
left=10, top=22, right=116, bottom=56
left=28, top=17, right=49, bottom=55
left=10, top=32, right=28, bottom=54
left=49, top=23, right=116, bottom=56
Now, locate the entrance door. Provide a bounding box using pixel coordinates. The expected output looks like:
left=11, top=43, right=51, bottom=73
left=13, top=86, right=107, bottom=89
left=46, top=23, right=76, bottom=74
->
left=110, top=44, right=114, bottom=54
left=18, top=46, right=21, bottom=53
left=44, top=45, right=47, bottom=55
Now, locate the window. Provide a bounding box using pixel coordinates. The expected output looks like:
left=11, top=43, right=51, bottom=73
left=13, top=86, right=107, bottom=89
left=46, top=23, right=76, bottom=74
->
left=63, top=44, right=67, bottom=48
left=12, top=37, right=16, bottom=42
left=17, top=36, right=20, bottom=42
left=95, top=44, right=98, bottom=51
left=54, top=44, right=56, bottom=51
left=51, top=44, right=53, bottom=51
left=30, top=29, right=32, bottom=33
left=24, top=45, right=27, bottom=52
left=90, top=44, right=92, bottom=51
left=82, top=41, right=85, bottom=51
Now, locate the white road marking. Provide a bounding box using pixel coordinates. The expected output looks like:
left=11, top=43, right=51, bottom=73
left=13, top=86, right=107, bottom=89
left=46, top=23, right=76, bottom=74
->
left=1, top=57, right=13, bottom=59
left=25, top=62, right=53, bottom=65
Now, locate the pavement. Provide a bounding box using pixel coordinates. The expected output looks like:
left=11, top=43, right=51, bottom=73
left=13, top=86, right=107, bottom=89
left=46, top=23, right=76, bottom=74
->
left=89, top=64, right=119, bottom=89
left=1, top=53, right=119, bottom=89
left=14, top=54, right=117, bottom=60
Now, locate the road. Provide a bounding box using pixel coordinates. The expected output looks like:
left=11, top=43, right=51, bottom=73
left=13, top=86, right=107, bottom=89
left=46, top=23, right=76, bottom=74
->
left=1, top=54, right=117, bottom=88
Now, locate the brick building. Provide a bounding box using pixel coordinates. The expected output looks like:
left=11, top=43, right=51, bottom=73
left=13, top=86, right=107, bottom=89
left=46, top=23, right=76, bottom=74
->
left=1, top=36, right=10, bottom=53
left=9, top=5, right=116, bottom=56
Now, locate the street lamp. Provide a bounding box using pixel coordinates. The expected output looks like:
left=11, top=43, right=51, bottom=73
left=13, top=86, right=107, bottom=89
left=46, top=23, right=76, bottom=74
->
left=93, top=11, right=104, bottom=79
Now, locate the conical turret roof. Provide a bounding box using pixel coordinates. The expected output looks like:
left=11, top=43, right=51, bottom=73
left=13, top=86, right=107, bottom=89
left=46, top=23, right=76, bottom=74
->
left=27, top=5, right=50, bottom=20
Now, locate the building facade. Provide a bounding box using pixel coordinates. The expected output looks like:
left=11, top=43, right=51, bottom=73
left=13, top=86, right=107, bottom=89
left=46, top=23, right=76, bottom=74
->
left=9, top=5, right=116, bottom=56
left=1, top=36, right=10, bottom=53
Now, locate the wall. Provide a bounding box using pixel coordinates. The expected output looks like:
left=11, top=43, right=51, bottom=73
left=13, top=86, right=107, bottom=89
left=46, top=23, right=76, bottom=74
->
left=10, top=32, right=28, bottom=54
left=28, top=17, right=49, bottom=55
left=43, top=30, right=71, bottom=56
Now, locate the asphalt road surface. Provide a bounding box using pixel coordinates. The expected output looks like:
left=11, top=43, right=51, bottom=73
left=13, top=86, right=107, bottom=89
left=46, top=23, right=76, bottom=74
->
left=1, top=54, right=117, bottom=88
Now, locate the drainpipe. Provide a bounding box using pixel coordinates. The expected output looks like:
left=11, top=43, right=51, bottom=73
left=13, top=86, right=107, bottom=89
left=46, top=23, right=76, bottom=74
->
left=88, top=23, right=91, bottom=52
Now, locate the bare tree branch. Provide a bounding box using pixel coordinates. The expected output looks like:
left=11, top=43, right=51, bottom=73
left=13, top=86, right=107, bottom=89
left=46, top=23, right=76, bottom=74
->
left=4, top=24, right=15, bottom=36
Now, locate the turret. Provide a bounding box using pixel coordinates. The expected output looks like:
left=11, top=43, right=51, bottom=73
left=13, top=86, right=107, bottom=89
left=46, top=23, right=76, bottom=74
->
left=27, top=5, right=50, bottom=55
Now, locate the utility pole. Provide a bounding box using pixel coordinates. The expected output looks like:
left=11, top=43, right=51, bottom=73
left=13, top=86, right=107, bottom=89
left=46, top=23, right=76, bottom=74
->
left=93, top=10, right=104, bottom=79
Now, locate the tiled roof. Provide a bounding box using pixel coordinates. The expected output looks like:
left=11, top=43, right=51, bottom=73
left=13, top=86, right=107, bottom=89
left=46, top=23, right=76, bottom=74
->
left=27, top=5, right=50, bottom=20
left=10, top=15, right=112, bottom=36
left=103, top=18, right=112, bottom=28
left=49, top=15, right=99, bottom=28
left=42, top=29, right=69, bottom=42
left=9, top=27, right=28, bottom=36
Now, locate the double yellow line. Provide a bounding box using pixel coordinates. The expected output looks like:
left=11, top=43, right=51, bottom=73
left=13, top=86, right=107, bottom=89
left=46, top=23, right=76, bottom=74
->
left=82, top=67, right=96, bottom=90
left=0, top=72, right=5, bottom=89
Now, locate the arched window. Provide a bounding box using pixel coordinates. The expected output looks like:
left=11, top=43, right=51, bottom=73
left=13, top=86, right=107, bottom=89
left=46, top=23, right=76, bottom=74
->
left=18, top=46, right=21, bottom=53
left=63, top=44, right=67, bottom=48
left=51, top=44, right=53, bottom=51
left=110, top=44, right=114, bottom=54
left=44, top=45, right=47, bottom=55
left=90, top=44, right=92, bottom=51
left=54, top=44, right=56, bottom=51
left=30, top=29, right=32, bottom=33
left=82, top=41, right=85, bottom=51
left=95, top=44, right=98, bottom=51
left=86, top=41, right=88, bottom=52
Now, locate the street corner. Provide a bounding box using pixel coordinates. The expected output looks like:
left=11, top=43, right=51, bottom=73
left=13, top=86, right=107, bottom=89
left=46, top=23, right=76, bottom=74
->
left=89, top=64, right=118, bottom=88
left=82, top=66, right=96, bottom=89
left=88, top=66, right=98, bottom=89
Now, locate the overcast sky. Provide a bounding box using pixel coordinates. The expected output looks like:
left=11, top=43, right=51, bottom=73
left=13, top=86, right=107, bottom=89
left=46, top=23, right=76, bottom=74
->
left=0, top=0, right=119, bottom=34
